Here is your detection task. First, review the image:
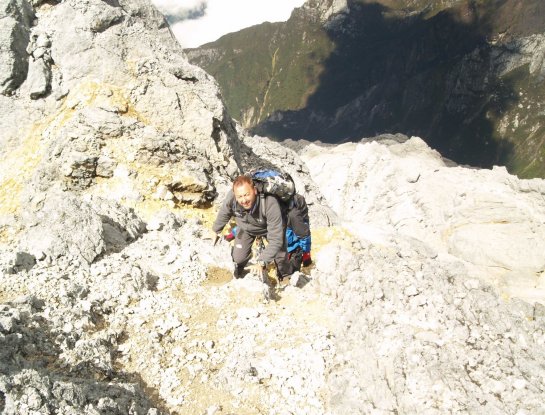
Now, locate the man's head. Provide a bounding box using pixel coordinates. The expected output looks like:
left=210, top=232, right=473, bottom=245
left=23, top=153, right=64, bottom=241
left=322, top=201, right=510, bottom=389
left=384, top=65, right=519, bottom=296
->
left=233, top=175, right=257, bottom=210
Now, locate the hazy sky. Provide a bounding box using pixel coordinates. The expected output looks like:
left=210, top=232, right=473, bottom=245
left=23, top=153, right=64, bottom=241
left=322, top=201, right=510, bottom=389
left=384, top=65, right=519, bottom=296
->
left=152, top=0, right=306, bottom=48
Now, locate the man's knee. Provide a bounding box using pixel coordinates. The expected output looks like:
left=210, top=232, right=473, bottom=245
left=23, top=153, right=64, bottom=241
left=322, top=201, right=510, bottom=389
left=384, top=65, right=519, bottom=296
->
left=232, top=231, right=253, bottom=265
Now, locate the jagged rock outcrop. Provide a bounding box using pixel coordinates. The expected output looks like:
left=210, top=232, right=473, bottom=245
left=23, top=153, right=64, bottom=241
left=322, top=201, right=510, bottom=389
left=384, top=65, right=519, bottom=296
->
left=316, top=237, right=545, bottom=414
left=0, top=0, right=34, bottom=95
left=17, top=192, right=146, bottom=267
left=0, top=296, right=160, bottom=414
left=295, top=0, right=347, bottom=24
left=0, top=0, right=241, bottom=236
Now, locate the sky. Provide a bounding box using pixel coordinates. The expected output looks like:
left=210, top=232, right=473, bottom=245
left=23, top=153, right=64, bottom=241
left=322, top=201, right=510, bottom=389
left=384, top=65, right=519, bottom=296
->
left=152, top=0, right=306, bottom=48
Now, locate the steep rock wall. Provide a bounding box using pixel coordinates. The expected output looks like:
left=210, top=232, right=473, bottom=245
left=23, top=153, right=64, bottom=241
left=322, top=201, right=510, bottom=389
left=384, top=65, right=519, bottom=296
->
left=0, top=0, right=241, bottom=237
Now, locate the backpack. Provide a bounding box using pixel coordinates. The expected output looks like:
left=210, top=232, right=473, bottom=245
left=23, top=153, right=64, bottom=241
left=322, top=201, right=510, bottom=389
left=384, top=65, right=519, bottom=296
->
left=248, top=168, right=296, bottom=220
left=249, top=168, right=296, bottom=203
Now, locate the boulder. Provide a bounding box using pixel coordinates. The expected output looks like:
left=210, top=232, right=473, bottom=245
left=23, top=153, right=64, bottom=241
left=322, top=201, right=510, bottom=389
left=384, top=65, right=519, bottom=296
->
left=18, top=192, right=145, bottom=266
left=0, top=0, right=34, bottom=95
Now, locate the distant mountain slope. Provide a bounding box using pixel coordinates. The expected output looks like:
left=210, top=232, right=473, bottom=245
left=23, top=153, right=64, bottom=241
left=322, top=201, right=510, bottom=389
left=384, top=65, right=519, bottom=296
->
left=187, top=19, right=334, bottom=130
left=187, top=0, right=545, bottom=178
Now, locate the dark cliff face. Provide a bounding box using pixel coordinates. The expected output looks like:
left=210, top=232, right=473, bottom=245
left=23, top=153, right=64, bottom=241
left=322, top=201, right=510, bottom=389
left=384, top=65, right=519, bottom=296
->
left=187, top=0, right=545, bottom=178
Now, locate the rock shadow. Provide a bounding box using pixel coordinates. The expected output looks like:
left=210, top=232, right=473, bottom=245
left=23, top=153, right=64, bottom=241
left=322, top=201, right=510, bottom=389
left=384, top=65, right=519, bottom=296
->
left=237, top=140, right=283, bottom=173
left=99, top=215, right=146, bottom=256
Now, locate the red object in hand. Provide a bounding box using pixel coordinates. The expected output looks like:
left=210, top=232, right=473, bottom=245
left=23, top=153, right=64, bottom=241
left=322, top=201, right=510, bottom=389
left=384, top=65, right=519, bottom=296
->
left=224, top=231, right=235, bottom=242
left=302, top=252, right=312, bottom=266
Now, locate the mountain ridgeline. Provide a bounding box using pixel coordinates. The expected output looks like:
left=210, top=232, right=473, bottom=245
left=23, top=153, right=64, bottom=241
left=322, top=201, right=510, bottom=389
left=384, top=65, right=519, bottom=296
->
left=187, top=0, right=545, bottom=179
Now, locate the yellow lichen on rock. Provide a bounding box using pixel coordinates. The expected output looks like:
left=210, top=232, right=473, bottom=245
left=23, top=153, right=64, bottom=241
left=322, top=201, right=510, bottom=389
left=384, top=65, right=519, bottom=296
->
left=122, top=197, right=217, bottom=228
left=64, top=80, right=130, bottom=114
left=311, top=225, right=355, bottom=251
left=0, top=80, right=138, bottom=216
left=90, top=151, right=218, bottom=226
left=0, top=123, right=46, bottom=215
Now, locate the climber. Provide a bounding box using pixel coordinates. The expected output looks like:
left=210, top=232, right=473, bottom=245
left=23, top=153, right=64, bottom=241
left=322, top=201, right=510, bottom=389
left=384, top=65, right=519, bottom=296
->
left=211, top=175, right=291, bottom=280
left=224, top=193, right=312, bottom=273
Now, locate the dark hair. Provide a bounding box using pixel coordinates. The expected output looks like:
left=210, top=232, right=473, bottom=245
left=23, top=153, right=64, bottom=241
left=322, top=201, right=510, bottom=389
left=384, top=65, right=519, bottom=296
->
left=232, top=175, right=254, bottom=190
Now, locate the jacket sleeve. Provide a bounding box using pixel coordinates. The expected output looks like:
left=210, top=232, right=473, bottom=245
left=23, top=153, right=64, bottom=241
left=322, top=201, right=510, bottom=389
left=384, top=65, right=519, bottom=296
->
left=286, top=228, right=298, bottom=252
left=212, top=191, right=234, bottom=233
left=259, top=196, right=285, bottom=263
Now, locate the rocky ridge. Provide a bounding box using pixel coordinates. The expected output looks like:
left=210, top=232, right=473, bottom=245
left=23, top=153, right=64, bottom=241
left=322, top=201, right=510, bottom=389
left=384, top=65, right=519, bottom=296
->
left=1, top=0, right=240, bottom=227
left=299, top=134, right=545, bottom=302
left=0, top=0, right=545, bottom=414
left=2, top=132, right=545, bottom=414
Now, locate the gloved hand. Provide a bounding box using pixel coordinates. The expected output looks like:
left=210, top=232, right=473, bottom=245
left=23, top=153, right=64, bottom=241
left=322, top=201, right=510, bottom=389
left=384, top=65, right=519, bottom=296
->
left=224, top=226, right=237, bottom=242
left=302, top=252, right=312, bottom=266
left=224, top=230, right=235, bottom=242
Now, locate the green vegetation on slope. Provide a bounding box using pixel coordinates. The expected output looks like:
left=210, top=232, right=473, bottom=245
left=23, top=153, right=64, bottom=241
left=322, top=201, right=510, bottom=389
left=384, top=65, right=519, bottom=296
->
left=188, top=17, right=334, bottom=127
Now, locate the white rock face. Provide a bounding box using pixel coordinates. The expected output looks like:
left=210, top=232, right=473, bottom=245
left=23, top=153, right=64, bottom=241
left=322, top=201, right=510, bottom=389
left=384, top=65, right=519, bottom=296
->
left=313, top=237, right=545, bottom=415
left=301, top=135, right=545, bottom=302
left=1, top=0, right=545, bottom=414
left=2, top=131, right=545, bottom=415
left=0, top=0, right=241, bottom=228
left=0, top=0, right=34, bottom=95
left=299, top=0, right=348, bottom=23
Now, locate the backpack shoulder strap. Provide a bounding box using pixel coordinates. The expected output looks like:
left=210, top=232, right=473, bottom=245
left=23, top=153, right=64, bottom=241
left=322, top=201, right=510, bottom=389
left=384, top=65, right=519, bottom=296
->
left=230, top=193, right=237, bottom=211
left=259, top=193, right=266, bottom=221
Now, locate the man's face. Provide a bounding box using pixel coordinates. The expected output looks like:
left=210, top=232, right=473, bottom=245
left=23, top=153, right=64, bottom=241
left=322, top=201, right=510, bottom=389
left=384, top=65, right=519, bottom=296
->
left=234, top=182, right=257, bottom=210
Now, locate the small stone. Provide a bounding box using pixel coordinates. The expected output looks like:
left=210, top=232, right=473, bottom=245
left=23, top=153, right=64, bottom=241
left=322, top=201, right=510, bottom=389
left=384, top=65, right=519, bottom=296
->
left=236, top=308, right=260, bottom=319
left=464, top=279, right=480, bottom=290
left=146, top=218, right=163, bottom=231
left=513, top=379, right=527, bottom=390
left=206, top=404, right=220, bottom=415
left=404, top=285, right=419, bottom=296
left=289, top=272, right=309, bottom=288
left=488, top=380, right=506, bottom=394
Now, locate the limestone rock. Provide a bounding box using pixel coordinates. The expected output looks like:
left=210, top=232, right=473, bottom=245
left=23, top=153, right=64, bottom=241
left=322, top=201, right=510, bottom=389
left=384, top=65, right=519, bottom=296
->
left=0, top=0, right=242, bottom=227
left=297, top=0, right=348, bottom=24
left=18, top=192, right=105, bottom=265
left=4, top=251, right=36, bottom=274
left=3, top=130, right=545, bottom=414
left=18, top=192, right=145, bottom=266
left=314, top=237, right=545, bottom=415
left=0, top=299, right=160, bottom=415
left=1, top=1, right=545, bottom=414
left=301, top=135, right=545, bottom=302
left=0, top=0, right=34, bottom=95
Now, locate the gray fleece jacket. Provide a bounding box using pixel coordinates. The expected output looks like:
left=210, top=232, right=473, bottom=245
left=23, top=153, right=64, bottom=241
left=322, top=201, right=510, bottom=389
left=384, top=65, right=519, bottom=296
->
left=212, top=190, right=285, bottom=263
